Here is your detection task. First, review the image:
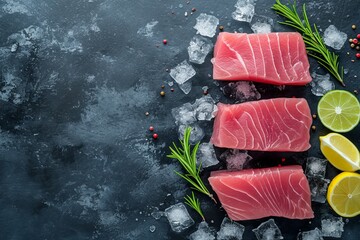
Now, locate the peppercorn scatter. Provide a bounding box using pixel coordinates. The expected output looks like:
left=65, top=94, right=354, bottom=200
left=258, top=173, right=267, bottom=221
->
left=348, top=28, right=360, bottom=60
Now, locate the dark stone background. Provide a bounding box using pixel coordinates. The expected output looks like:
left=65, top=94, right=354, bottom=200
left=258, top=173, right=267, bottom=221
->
left=0, top=0, right=359, bottom=239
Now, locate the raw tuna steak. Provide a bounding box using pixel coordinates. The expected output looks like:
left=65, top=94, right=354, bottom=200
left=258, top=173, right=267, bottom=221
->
left=211, top=98, right=312, bottom=152
left=208, top=165, right=314, bottom=220
left=212, top=32, right=312, bottom=85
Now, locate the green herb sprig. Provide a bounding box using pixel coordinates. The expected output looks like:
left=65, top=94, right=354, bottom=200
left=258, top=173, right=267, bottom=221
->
left=272, top=0, right=345, bottom=86
left=167, top=127, right=216, bottom=203
left=184, top=192, right=205, bottom=221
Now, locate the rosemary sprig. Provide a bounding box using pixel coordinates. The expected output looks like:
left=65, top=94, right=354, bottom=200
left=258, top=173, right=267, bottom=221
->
left=167, top=127, right=216, bottom=203
left=272, top=0, right=345, bottom=86
left=184, top=192, right=205, bottom=221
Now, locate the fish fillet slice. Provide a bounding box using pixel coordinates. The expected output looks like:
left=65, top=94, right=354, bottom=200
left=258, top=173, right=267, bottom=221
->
left=212, top=32, right=312, bottom=85
left=211, top=98, right=312, bottom=152
left=208, top=165, right=314, bottom=220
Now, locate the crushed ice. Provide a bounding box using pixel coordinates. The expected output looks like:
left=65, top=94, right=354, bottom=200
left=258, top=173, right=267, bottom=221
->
left=169, top=60, right=196, bottom=94
left=178, top=124, right=205, bottom=144
left=308, top=177, right=330, bottom=203
left=232, top=0, right=256, bottom=23
left=151, top=207, right=165, bottom=220
left=189, top=221, right=215, bottom=240
left=193, top=13, right=219, bottom=38
left=197, top=142, right=219, bottom=168
left=321, top=215, right=344, bottom=238
left=323, top=25, right=347, bottom=50
left=171, top=95, right=217, bottom=143
left=305, top=154, right=329, bottom=205
left=252, top=219, right=284, bottom=240
left=310, top=72, right=334, bottom=96
left=188, top=35, right=214, bottom=64
left=217, top=217, right=245, bottom=240
left=305, top=157, right=327, bottom=178
left=165, top=203, right=195, bottom=233
left=250, top=15, right=273, bottom=33
left=298, top=228, right=323, bottom=240
left=192, top=95, right=218, bottom=121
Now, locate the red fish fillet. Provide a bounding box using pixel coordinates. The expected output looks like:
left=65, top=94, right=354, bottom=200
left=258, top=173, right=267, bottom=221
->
left=211, top=98, right=312, bottom=152
left=208, top=165, right=314, bottom=220
left=212, top=32, right=312, bottom=85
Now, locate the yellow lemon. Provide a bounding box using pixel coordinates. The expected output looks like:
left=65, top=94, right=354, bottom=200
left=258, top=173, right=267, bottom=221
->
left=319, top=133, right=360, bottom=172
left=327, top=172, right=360, bottom=217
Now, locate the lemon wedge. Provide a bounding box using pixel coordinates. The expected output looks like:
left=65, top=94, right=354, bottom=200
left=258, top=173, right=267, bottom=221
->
left=319, top=133, right=360, bottom=172
left=327, top=172, right=360, bottom=217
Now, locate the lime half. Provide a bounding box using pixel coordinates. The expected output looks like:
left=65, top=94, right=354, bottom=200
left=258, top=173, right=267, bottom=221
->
left=318, top=90, right=360, bottom=132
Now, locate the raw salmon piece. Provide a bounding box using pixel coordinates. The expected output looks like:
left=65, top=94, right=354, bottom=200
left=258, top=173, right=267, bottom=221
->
left=211, top=98, right=312, bottom=152
left=212, top=32, right=312, bottom=85
left=208, top=165, right=314, bottom=220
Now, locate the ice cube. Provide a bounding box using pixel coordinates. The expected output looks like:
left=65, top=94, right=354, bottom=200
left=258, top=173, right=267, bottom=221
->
left=10, top=43, right=19, bottom=52
left=217, top=217, right=245, bottom=240
left=232, top=0, right=255, bottom=23
left=193, top=95, right=217, bottom=121
left=250, top=15, right=273, bottom=33
left=222, top=81, right=261, bottom=102
left=178, top=124, right=205, bottom=144
left=170, top=60, right=196, bottom=85
left=179, top=81, right=193, bottom=94
left=165, top=203, right=195, bottom=233
left=252, top=219, right=283, bottom=240
left=189, top=221, right=215, bottom=240
left=323, top=25, right=347, bottom=50
left=310, top=73, right=334, bottom=96
left=308, top=177, right=330, bottom=203
left=197, top=142, right=219, bottom=168
left=188, top=35, right=214, bottom=64
left=149, top=225, right=156, bottom=232
left=321, top=215, right=344, bottom=238
left=151, top=207, right=165, bottom=220
left=220, top=149, right=252, bottom=170
left=298, top=228, right=324, bottom=240
left=193, top=13, right=219, bottom=38
left=171, top=102, right=196, bottom=126
left=305, top=157, right=327, bottom=178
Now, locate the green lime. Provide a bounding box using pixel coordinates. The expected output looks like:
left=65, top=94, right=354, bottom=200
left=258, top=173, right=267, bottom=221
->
left=317, top=90, right=360, bottom=132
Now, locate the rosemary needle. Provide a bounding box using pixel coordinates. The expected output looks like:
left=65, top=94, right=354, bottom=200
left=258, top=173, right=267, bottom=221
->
left=272, top=0, right=345, bottom=86
left=167, top=127, right=216, bottom=203
left=184, top=192, right=205, bottom=221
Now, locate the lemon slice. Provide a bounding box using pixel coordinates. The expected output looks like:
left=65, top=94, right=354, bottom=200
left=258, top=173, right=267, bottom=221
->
left=327, top=172, right=360, bottom=217
left=319, top=133, right=360, bottom=171
left=317, top=90, right=360, bottom=132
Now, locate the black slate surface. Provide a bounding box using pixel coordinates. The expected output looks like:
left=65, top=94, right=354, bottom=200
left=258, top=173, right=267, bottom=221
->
left=1, top=0, right=360, bottom=239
